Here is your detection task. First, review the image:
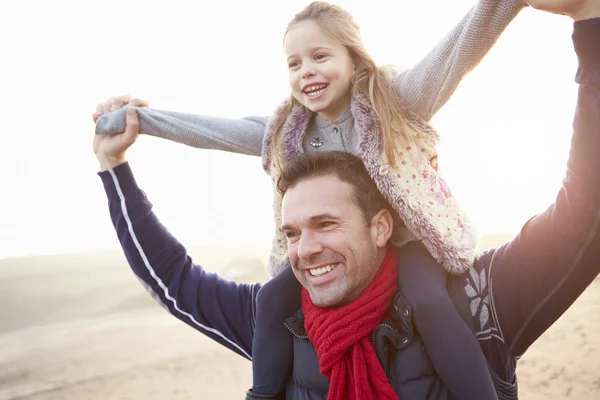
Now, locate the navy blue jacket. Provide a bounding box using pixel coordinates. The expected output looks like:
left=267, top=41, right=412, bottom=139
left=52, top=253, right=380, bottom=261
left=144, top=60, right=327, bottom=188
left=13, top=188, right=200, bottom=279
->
left=98, top=18, right=600, bottom=396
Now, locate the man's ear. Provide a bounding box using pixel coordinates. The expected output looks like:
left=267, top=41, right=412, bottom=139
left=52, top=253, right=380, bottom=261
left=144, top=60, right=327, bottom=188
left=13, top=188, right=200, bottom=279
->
left=371, top=209, right=394, bottom=248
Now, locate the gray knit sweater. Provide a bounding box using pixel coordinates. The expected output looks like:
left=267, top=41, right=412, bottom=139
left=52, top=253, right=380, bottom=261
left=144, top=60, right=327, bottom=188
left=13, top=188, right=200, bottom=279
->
left=96, top=0, right=526, bottom=157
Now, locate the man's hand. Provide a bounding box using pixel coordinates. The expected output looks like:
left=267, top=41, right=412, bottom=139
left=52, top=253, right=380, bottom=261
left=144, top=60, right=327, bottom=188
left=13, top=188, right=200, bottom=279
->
left=525, top=0, right=600, bottom=20
left=92, top=95, right=149, bottom=123
left=94, top=108, right=140, bottom=171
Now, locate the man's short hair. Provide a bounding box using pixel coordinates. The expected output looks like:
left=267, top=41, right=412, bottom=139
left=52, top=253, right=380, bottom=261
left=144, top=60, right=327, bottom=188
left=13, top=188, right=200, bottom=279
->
left=277, top=151, right=395, bottom=224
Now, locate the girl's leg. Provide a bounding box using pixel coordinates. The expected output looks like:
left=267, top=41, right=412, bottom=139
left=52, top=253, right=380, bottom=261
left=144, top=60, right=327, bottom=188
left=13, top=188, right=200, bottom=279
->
left=397, top=241, right=498, bottom=400
left=248, top=265, right=301, bottom=399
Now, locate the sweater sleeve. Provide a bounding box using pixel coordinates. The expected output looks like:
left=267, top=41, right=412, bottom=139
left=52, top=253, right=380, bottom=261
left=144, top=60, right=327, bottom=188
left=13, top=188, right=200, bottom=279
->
left=95, top=107, right=268, bottom=157
left=395, top=0, right=526, bottom=121
left=478, top=18, right=600, bottom=359
left=98, top=162, right=260, bottom=360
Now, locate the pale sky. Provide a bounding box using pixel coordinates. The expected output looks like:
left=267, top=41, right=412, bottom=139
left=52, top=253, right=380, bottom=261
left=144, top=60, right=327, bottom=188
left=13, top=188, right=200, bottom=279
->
left=0, top=0, right=577, bottom=259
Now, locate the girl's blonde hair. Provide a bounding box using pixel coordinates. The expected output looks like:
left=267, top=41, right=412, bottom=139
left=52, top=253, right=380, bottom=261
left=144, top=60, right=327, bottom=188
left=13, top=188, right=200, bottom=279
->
left=272, top=1, right=415, bottom=169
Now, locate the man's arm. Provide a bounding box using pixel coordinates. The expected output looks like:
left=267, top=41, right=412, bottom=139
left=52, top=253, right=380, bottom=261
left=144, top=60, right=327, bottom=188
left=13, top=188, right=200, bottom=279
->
left=479, top=17, right=600, bottom=359
left=99, top=162, right=259, bottom=360
left=94, top=109, right=259, bottom=360
left=395, top=0, right=526, bottom=121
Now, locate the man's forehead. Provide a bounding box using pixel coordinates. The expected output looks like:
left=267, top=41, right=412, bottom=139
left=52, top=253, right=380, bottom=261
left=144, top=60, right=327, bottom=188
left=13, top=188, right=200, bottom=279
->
left=281, top=175, right=353, bottom=224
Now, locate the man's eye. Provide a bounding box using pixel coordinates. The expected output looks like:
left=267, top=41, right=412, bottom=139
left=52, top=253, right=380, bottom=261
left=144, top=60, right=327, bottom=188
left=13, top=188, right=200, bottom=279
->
left=321, top=221, right=335, bottom=228
left=285, top=231, right=298, bottom=239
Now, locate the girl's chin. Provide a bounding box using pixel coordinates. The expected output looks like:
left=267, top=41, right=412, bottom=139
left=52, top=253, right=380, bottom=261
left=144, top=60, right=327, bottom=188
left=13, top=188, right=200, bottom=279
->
left=294, top=95, right=339, bottom=118
left=303, top=98, right=330, bottom=112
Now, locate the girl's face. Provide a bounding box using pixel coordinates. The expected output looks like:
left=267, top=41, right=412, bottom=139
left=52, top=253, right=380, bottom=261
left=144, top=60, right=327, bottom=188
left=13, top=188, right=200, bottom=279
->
left=284, top=20, right=355, bottom=121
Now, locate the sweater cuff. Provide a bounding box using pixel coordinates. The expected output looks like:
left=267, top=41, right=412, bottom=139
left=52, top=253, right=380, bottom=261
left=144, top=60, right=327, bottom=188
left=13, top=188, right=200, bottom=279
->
left=573, top=18, right=600, bottom=86
left=97, top=162, right=141, bottom=201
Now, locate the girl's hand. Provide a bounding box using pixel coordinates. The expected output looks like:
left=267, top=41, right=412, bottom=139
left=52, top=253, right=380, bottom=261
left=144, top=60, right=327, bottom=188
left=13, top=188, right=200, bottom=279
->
left=525, top=0, right=600, bottom=20
left=92, top=95, right=149, bottom=123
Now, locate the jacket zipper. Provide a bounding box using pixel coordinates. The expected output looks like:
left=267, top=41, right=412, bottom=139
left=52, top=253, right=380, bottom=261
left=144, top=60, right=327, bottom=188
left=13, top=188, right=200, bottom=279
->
left=371, top=304, right=402, bottom=344
left=284, top=321, right=309, bottom=339
left=371, top=322, right=398, bottom=346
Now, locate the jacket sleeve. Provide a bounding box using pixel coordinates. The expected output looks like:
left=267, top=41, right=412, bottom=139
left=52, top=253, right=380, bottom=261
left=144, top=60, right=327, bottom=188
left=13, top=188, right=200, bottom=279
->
left=98, top=162, right=260, bottom=360
left=96, top=107, right=268, bottom=157
left=395, top=0, right=526, bottom=121
left=478, top=18, right=600, bottom=359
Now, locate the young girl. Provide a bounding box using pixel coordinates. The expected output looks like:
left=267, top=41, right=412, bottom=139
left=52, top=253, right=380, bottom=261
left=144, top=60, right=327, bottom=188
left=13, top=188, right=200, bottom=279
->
left=95, top=1, right=526, bottom=398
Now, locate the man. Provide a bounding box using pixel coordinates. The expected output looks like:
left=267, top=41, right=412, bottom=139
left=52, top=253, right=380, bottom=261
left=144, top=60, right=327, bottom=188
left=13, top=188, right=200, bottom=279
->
left=93, top=1, right=600, bottom=398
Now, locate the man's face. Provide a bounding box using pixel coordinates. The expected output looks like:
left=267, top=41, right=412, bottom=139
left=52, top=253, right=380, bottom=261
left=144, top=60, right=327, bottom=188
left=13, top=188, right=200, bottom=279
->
left=281, top=175, right=388, bottom=307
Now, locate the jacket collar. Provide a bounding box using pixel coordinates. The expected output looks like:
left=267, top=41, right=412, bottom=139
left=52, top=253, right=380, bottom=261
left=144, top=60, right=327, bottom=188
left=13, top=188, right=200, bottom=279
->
left=283, top=292, right=414, bottom=351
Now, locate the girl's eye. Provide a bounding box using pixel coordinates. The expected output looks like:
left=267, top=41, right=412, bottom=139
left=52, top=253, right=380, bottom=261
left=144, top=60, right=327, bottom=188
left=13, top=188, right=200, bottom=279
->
left=288, top=61, right=300, bottom=69
left=315, top=54, right=327, bottom=60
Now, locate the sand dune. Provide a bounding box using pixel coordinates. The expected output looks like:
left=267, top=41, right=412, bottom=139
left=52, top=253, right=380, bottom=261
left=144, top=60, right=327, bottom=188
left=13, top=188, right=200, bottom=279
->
left=0, top=240, right=598, bottom=399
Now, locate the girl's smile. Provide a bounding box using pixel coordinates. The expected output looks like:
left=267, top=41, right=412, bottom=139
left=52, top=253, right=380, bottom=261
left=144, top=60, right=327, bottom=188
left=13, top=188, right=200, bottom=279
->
left=284, top=19, right=354, bottom=121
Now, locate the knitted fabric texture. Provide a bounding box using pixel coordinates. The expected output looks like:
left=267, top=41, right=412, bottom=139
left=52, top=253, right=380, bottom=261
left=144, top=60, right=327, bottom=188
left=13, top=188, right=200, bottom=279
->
left=301, top=248, right=400, bottom=400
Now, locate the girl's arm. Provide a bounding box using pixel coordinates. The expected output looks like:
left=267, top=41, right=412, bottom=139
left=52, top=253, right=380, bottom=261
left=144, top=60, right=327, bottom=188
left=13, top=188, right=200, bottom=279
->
left=96, top=107, right=268, bottom=157
left=396, top=0, right=526, bottom=121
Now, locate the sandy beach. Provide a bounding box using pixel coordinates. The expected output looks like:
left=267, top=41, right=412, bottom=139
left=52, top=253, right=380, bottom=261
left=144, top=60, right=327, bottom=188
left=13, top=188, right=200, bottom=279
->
left=0, top=241, right=598, bottom=399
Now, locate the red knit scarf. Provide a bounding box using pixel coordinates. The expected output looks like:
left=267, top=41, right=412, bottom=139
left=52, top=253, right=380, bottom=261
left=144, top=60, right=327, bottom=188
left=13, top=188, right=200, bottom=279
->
left=301, top=248, right=400, bottom=400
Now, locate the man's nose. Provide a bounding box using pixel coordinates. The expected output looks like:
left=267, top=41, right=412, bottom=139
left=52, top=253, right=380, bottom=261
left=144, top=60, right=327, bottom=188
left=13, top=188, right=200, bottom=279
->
left=297, top=232, right=323, bottom=261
